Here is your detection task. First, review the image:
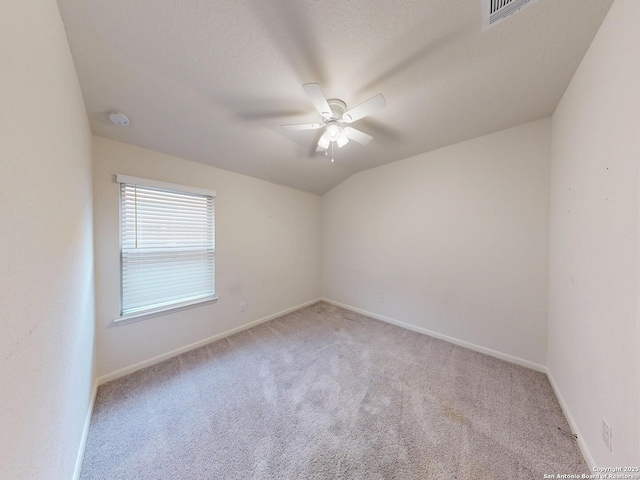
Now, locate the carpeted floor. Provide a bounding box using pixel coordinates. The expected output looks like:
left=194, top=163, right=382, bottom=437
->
left=80, top=302, right=588, bottom=479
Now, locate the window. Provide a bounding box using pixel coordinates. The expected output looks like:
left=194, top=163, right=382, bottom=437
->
left=117, top=175, right=216, bottom=320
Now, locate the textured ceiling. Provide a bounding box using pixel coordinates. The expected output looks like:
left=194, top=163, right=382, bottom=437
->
left=57, top=0, right=613, bottom=194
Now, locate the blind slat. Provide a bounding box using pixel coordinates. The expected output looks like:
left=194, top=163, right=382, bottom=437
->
left=123, top=270, right=215, bottom=286
left=124, top=293, right=216, bottom=312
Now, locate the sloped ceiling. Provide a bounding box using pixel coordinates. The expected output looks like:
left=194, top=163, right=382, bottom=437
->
left=57, top=0, right=613, bottom=194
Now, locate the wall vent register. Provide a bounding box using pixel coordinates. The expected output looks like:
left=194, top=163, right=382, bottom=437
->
left=483, top=0, right=540, bottom=31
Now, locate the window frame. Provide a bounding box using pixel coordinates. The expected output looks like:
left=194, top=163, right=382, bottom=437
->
left=115, top=174, right=217, bottom=324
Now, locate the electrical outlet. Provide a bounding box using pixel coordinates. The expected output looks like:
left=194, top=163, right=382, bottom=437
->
left=240, top=302, right=247, bottom=312
left=602, top=419, right=612, bottom=452
left=377, top=295, right=384, bottom=304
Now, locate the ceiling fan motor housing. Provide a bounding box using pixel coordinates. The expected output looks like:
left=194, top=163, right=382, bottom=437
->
left=327, top=99, right=347, bottom=120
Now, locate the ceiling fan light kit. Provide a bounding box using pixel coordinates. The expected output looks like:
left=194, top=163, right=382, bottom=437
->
left=317, top=133, right=330, bottom=150
left=281, top=83, right=385, bottom=162
left=326, top=121, right=341, bottom=140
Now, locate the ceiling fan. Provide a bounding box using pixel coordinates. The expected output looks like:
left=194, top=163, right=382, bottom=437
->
left=281, top=84, right=386, bottom=156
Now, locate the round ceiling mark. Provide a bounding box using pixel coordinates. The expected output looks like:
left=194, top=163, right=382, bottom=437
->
left=108, top=112, right=131, bottom=127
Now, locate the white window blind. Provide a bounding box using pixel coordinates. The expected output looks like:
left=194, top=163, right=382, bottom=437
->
left=118, top=175, right=215, bottom=317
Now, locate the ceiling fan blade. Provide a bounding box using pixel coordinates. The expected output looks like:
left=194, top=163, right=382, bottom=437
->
left=281, top=123, right=324, bottom=130
left=302, top=83, right=333, bottom=119
left=343, top=127, right=373, bottom=145
left=342, top=93, right=386, bottom=123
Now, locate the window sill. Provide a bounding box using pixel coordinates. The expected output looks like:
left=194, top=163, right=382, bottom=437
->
left=112, top=297, right=219, bottom=326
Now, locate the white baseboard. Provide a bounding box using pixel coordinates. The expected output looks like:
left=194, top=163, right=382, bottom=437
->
left=545, top=368, right=596, bottom=470
left=96, top=298, right=322, bottom=386
left=72, top=379, right=98, bottom=480
left=321, top=298, right=547, bottom=373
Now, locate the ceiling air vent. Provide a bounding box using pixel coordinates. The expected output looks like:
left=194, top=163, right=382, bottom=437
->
left=483, top=0, right=540, bottom=31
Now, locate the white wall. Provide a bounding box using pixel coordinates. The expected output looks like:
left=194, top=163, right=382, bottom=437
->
left=93, top=136, right=322, bottom=377
left=322, top=119, right=551, bottom=366
left=0, top=1, right=95, bottom=479
left=548, top=0, right=640, bottom=467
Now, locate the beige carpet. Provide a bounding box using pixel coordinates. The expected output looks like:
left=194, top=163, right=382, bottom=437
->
left=80, top=302, right=587, bottom=479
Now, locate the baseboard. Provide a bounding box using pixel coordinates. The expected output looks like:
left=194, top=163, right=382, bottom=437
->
left=72, top=379, right=98, bottom=480
left=96, top=298, right=322, bottom=386
left=545, top=368, right=596, bottom=470
left=321, top=298, right=547, bottom=373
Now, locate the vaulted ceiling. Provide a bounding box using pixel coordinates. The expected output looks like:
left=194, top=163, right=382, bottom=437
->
left=57, top=0, right=613, bottom=194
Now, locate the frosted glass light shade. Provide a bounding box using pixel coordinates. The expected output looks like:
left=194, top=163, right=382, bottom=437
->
left=318, top=132, right=330, bottom=149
